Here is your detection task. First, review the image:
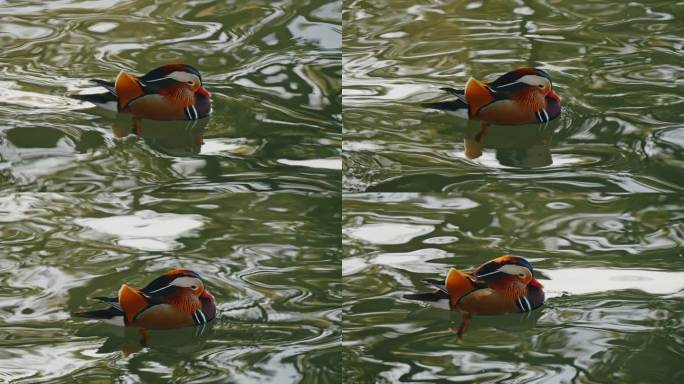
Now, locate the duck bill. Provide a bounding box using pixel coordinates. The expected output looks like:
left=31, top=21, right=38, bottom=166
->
left=197, top=86, right=211, bottom=98
left=200, top=289, right=215, bottom=302
left=546, top=89, right=560, bottom=102
left=529, top=277, right=544, bottom=289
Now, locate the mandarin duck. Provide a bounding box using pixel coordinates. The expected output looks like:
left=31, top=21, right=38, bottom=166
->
left=74, top=269, right=217, bottom=329
left=72, top=64, right=211, bottom=121
left=424, top=67, right=561, bottom=126
left=404, top=255, right=544, bottom=336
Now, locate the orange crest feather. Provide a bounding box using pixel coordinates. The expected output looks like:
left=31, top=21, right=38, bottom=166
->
left=464, top=78, right=495, bottom=118
left=445, top=268, right=475, bottom=306
left=114, top=70, right=144, bottom=110
left=118, top=284, right=149, bottom=324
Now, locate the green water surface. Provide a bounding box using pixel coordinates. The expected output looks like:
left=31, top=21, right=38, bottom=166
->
left=2, top=0, right=683, bottom=383
left=342, top=193, right=684, bottom=383
left=1, top=0, right=341, bottom=193
left=1, top=192, right=341, bottom=383
left=342, top=0, right=683, bottom=192
left=0, top=1, right=341, bottom=383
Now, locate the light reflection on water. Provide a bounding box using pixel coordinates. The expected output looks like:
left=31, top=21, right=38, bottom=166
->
left=343, top=192, right=684, bottom=383
left=0, top=189, right=340, bottom=383
left=342, top=0, right=684, bottom=192
left=75, top=210, right=206, bottom=251
left=0, top=0, right=341, bottom=193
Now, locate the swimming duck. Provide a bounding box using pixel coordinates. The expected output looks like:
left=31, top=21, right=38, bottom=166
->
left=74, top=269, right=217, bottom=329
left=404, top=255, right=544, bottom=335
left=424, top=67, right=561, bottom=125
left=72, top=64, right=212, bottom=121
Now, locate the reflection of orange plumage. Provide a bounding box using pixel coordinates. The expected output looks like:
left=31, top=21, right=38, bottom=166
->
left=74, top=269, right=217, bottom=330
left=405, top=255, right=545, bottom=336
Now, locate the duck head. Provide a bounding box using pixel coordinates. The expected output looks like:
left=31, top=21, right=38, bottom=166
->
left=139, top=64, right=211, bottom=101
left=474, top=255, right=543, bottom=290
left=489, top=67, right=560, bottom=104
left=142, top=268, right=216, bottom=305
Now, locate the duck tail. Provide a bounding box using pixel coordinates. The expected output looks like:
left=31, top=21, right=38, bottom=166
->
left=72, top=306, right=123, bottom=319
left=422, top=100, right=468, bottom=112
left=90, top=79, right=116, bottom=95
left=70, top=91, right=118, bottom=111
left=403, top=291, right=449, bottom=302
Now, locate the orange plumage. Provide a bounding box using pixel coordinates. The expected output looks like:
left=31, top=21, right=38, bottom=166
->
left=425, top=67, right=561, bottom=125
left=72, top=64, right=212, bottom=121
left=73, top=269, right=217, bottom=329
left=404, top=255, right=545, bottom=335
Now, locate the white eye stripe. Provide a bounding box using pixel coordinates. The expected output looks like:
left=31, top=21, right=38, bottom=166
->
left=146, top=285, right=171, bottom=294
left=516, top=75, right=548, bottom=87
left=478, top=264, right=531, bottom=278
left=496, top=74, right=549, bottom=89
left=166, top=71, right=199, bottom=84
left=497, top=264, right=529, bottom=276
left=170, top=276, right=202, bottom=288
left=144, top=77, right=168, bottom=83
left=493, top=81, right=520, bottom=88
left=146, top=71, right=200, bottom=84
left=477, top=270, right=501, bottom=278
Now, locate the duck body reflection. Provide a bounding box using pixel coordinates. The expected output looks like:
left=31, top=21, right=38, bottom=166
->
left=462, top=123, right=557, bottom=168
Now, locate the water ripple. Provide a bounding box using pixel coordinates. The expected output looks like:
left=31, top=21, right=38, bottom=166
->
left=343, top=0, right=684, bottom=192
left=0, top=0, right=341, bottom=194
left=343, top=192, right=684, bottom=382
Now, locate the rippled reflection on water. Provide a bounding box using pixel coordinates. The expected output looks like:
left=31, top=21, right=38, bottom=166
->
left=342, top=0, right=684, bottom=192
left=0, top=0, right=341, bottom=193
left=0, top=192, right=340, bottom=383
left=342, top=193, right=684, bottom=383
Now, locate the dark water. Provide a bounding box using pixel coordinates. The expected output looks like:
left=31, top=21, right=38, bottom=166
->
left=342, top=0, right=684, bottom=192
left=342, top=193, right=684, bottom=383
left=0, top=0, right=341, bottom=193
